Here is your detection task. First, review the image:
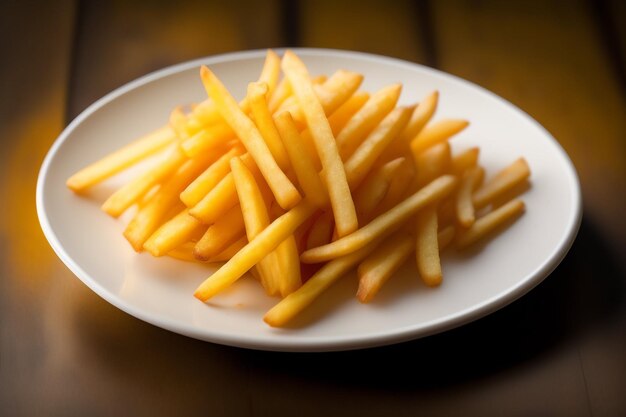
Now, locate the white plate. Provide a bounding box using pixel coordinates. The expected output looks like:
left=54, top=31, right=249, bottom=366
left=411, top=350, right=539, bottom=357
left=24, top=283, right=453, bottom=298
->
left=37, top=48, right=581, bottom=352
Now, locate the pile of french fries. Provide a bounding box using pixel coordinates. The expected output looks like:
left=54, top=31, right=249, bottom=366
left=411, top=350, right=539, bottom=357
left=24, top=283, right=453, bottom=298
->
left=67, top=50, right=531, bottom=327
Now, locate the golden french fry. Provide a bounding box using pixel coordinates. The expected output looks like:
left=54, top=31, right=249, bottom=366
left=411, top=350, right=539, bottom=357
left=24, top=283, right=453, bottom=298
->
left=189, top=153, right=259, bottom=224
left=200, top=66, right=301, bottom=209
left=67, top=125, right=176, bottom=192
left=306, top=211, right=334, bottom=250
left=378, top=90, right=439, bottom=162
left=415, top=205, right=442, bottom=287
left=473, top=158, right=530, bottom=210
left=344, top=106, right=413, bottom=189
left=328, top=91, right=370, bottom=135
left=101, top=143, right=187, bottom=217
left=193, top=204, right=246, bottom=261
left=300, top=175, right=457, bottom=264
left=275, top=235, right=302, bottom=296
left=410, top=119, right=469, bottom=155
left=180, top=147, right=243, bottom=207
left=438, top=225, right=456, bottom=251
left=208, top=235, right=248, bottom=263
left=264, top=239, right=381, bottom=327
left=455, top=166, right=485, bottom=228
left=268, top=77, right=292, bottom=113
left=274, top=112, right=329, bottom=208
left=167, top=242, right=199, bottom=263
left=248, top=82, right=291, bottom=170
left=194, top=201, right=317, bottom=301
left=282, top=50, right=358, bottom=237
left=357, top=231, right=413, bottom=303
left=371, top=158, right=415, bottom=217
left=354, top=157, right=405, bottom=223
left=180, top=124, right=235, bottom=158
left=123, top=153, right=214, bottom=251
left=336, top=84, right=402, bottom=160
left=257, top=49, right=281, bottom=94
left=412, top=142, right=451, bottom=188
left=456, top=199, right=525, bottom=249
left=143, top=208, right=205, bottom=257
left=450, top=147, right=480, bottom=176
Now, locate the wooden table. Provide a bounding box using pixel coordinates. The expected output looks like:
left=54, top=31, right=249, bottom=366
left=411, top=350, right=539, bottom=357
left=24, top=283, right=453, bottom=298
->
left=1, top=1, right=624, bottom=415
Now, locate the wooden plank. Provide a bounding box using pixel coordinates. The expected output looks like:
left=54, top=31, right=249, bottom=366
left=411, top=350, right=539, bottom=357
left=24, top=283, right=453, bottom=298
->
left=299, top=0, right=428, bottom=63
left=0, top=1, right=76, bottom=416
left=67, top=0, right=282, bottom=119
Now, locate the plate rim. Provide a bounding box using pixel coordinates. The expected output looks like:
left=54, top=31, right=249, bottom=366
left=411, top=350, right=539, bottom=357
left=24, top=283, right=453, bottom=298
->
left=36, top=47, right=582, bottom=352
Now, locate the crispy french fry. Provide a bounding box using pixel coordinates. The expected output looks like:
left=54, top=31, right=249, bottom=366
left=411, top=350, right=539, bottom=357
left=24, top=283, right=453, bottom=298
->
left=274, top=112, right=329, bottom=208
left=180, top=124, right=235, bottom=158
left=344, top=106, right=413, bottom=189
left=264, top=239, right=381, bottom=327
left=450, top=147, right=480, bottom=176
left=306, top=211, right=334, bottom=250
left=282, top=50, right=358, bottom=237
left=248, top=82, right=291, bottom=170
left=378, top=90, right=439, bottom=162
left=336, top=84, right=402, bottom=160
left=328, top=91, right=370, bottom=135
left=473, top=158, right=530, bottom=210
left=123, top=153, right=214, bottom=251
left=189, top=153, right=259, bottom=224
left=275, top=235, right=302, bottom=296
left=412, top=142, right=451, bottom=188
left=354, top=157, right=405, bottom=223
left=415, top=206, right=442, bottom=287
left=208, top=235, right=248, bottom=263
left=357, top=231, right=413, bottom=303
left=180, top=147, right=243, bottom=207
left=455, top=166, right=485, bottom=228
left=194, top=201, right=317, bottom=301
left=300, top=175, right=457, bottom=264
left=101, top=143, right=187, bottom=217
left=67, top=125, right=176, bottom=192
left=193, top=204, right=246, bottom=261
left=438, top=225, right=456, bottom=251
left=143, top=208, right=205, bottom=257
left=410, top=119, right=469, bottom=155
left=200, top=66, right=301, bottom=209
left=456, top=199, right=525, bottom=249
left=268, top=77, right=292, bottom=113
left=372, top=158, right=415, bottom=217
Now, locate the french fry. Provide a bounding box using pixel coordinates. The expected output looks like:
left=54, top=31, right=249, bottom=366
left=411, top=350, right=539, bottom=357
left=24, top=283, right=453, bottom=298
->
left=123, top=153, right=214, bottom=251
left=344, top=106, right=413, bottom=189
left=143, top=208, right=205, bottom=257
left=274, top=112, right=329, bottom=208
left=208, top=235, right=248, bottom=263
left=275, top=235, right=302, bottom=296
left=354, top=157, right=405, bottom=223
left=66, top=125, right=176, bottom=192
left=415, top=206, right=442, bottom=287
left=456, top=199, right=525, bottom=249
left=167, top=242, right=199, bottom=263
left=455, top=166, right=485, bottom=228
left=328, top=91, right=370, bottom=135
left=473, top=158, right=530, bottom=210
left=101, top=143, right=187, bottom=217
left=450, top=147, right=480, bottom=176
left=378, top=90, right=439, bottom=162
left=248, top=82, right=291, bottom=170
left=193, top=204, right=246, bottom=261
left=371, top=158, right=415, bottom=217
left=357, top=231, right=413, bottom=303
left=194, top=201, right=317, bottom=301
left=412, top=142, right=451, bottom=188
left=282, top=50, right=358, bottom=237
left=200, top=66, right=301, bottom=209
left=306, top=211, right=334, bottom=250
left=438, top=225, right=456, bottom=251
left=264, top=239, right=381, bottom=327
left=300, top=175, right=457, bottom=264
left=180, top=147, right=243, bottom=207
left=410, top=119, right=469, bottom=155
left=189, top=153, right=259, bottom=224
left=268, top=77, right=292, bottom=113
left=336, top=84, right=402, bottom=160
left=180, top=124, right=235, bottom=158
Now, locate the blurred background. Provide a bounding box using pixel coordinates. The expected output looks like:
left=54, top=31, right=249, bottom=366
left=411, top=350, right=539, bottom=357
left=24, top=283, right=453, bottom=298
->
left=0, top=0, right=624, bottom=416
